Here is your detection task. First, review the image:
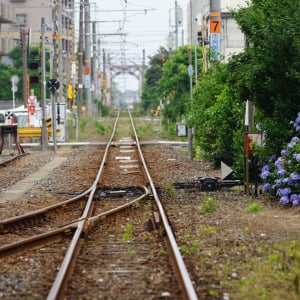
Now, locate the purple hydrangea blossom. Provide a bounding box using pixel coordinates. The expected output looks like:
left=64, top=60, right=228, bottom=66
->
left=290, top=172, right=300, bottom=181
left=277, top=167, right=286, bottom=176
left=288, top=142, right=296, bottom=149
left=263, top=183, right=272, bottom=192
left=276, top=187, right=291, bottom=197
left=261, top=112, right=300, bottom=206
left=275, top=158, right=283, bottom=168
left=290, top=194, right=300, bottom=206
left=293, top=153, right=300, bottom=162
left=261, top=165, right=270, bottom=179
left=279, top=196, right=290, bottom=205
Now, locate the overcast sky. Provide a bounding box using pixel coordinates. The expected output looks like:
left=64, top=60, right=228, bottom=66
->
left=91, top=0, right=189, bottom=91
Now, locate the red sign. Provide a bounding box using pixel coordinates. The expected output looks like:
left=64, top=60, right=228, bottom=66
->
left=244, top=132, right=264, bottom=157
left=29, top=105, right=36, bottom=113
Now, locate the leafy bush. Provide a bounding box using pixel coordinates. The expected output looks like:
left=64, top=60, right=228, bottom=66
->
left=261, top=112, right=300, bottom=205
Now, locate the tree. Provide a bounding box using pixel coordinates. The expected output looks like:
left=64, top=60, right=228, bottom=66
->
left=141, top=47, right=170, bottom=112
left=159, top=45, right=203, bottom=124
left=192, top=62, right=244, bottom=167
left=231, top=0, right=300, bottom=156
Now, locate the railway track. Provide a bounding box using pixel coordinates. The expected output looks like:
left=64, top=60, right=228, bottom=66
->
left=0, top=110, right=198, bottom=300
left=0, top=152, right=28, bottom=167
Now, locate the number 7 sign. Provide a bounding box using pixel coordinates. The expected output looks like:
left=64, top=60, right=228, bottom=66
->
left=210, top=20, right=220, bottom=33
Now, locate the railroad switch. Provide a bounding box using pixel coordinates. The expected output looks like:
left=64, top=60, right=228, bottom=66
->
left=97, top=186, right=145, bottom=198
left=173, top=177, right=242, bottom=192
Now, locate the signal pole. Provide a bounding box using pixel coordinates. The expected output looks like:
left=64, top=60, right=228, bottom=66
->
left=20, top=29, right=28, bottom=108
left=84, top=0, right=92, bottom=115
left=41, top=17, right=47, bottom=151
left=77, top=2, right=84, bottom=118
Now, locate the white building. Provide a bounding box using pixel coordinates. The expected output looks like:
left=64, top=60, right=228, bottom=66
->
left=187, top=0, right=248, bottom=62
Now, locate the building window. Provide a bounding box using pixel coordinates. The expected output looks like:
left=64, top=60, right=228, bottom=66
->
left=16, top=14, right=26, bottom=26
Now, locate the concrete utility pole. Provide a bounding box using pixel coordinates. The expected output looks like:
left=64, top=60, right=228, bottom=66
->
left=52, top=0, right=60, bottom=152
left=92, top=21, right=98, bottom=103
left=84, top=0, right=92, bottom=115
left=175, top=1, right=178, bottom=49
left=77, top=3, right=84, bottom=118
left=41, top=17, right=47, bottom=152
left=20, top=29, right=28, bottom=107
left=188, top=47, right=193, bottom=161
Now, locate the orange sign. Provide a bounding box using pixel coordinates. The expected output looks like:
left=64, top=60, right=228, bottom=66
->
left=84, top=66, right=90, bottom=74
left=210, top=20, right=221, bottom=33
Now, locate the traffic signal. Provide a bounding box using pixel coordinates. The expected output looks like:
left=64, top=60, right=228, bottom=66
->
left=30, top=76, right=39, bottom=84
left=29, top=61, right=39, bottom=84
left=197, top=30, right=209, bottom=45
left=29, top=62, right=39, bottom=69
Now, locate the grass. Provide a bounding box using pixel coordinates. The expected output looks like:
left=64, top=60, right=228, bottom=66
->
left=122, top=223, right=133, bottom=241
left=200, top=195, right=218, bottom=213
left=164, top=182, right=177, bottom=197
left=245, top=202, right=263, bottom=214
left=225, top=240, right=300, bottom=299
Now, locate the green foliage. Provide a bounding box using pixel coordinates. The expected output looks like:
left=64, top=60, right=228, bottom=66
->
left=230, top=0, right=300, bottom=156
left=200, top=225, right=216, bottom=235
left=93, top=119, right=106, bottom=135
left=179, top=241, right=200, bottom=254
left=193, top=63, right=243, bottom=167
left=159, top=45, right=203, bottom=124
left=141, top=47, right=170, bottom=112
left=0, top=63, right=22, bottom=100
left=122, top=224, right=133, bottom=241
left=245, top=202, right=262, bottom=214
left=0, top=45, right=52, bottom=101
left=200, top=196, right=218, bottom=214
left=95, top=100, right=110, bottom=117
left=164, top=183, right=177, bottom=197
left=228, top=240, right=300, bottom=299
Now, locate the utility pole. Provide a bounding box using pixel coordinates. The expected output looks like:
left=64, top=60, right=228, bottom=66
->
left=84, top=0, right=92, bottom=115
left=41, top=17, right=47, bottom=151
left=52, top=0, right=60, bottom=152
left=20, top=29, right=28, bottom=108
left=175, top=1, right=178, bottom=49
left=92, top=21, right=98, bottom=104
left=77, top=3, right=84, bottom=118
left=188, top=48, right=193, bottom=161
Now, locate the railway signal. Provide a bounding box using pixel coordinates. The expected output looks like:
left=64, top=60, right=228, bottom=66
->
left=47, top=79, right=60, bottom=93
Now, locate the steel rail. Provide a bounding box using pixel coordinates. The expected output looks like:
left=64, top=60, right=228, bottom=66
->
left=0, top=226, right=73, bottom=259
left=0, top=152, right=28, bottom=166
left=47, top=111, right=121, bottom=300
left=0, top=188, right=92, bottom=233
left=87, top=185, right=149, bottom=229
left=0, top=185, right=149, bottom=259
left=128, top=109, right=199, bottom=300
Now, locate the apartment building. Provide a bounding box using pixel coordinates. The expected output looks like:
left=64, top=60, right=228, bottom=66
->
left=1, top=0, right=75, bottom=84
left=0, top=1, right=16, bottom=55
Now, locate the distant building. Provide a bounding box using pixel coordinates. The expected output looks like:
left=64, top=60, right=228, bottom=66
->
left=187, top=0, right=248, bottom=62
left=0, top=1, right=16, bottom=55
left=1, top=0, right=75, bottom=97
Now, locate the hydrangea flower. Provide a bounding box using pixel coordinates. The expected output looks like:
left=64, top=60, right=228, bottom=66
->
left=293, top=153, right=300, bottom=162
left=290, top=194, right=300, bottom=206
left=260, top=112, right=300, bottom=206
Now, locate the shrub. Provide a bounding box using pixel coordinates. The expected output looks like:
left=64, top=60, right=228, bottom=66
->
left=261, top=112, right=300, bottom=206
